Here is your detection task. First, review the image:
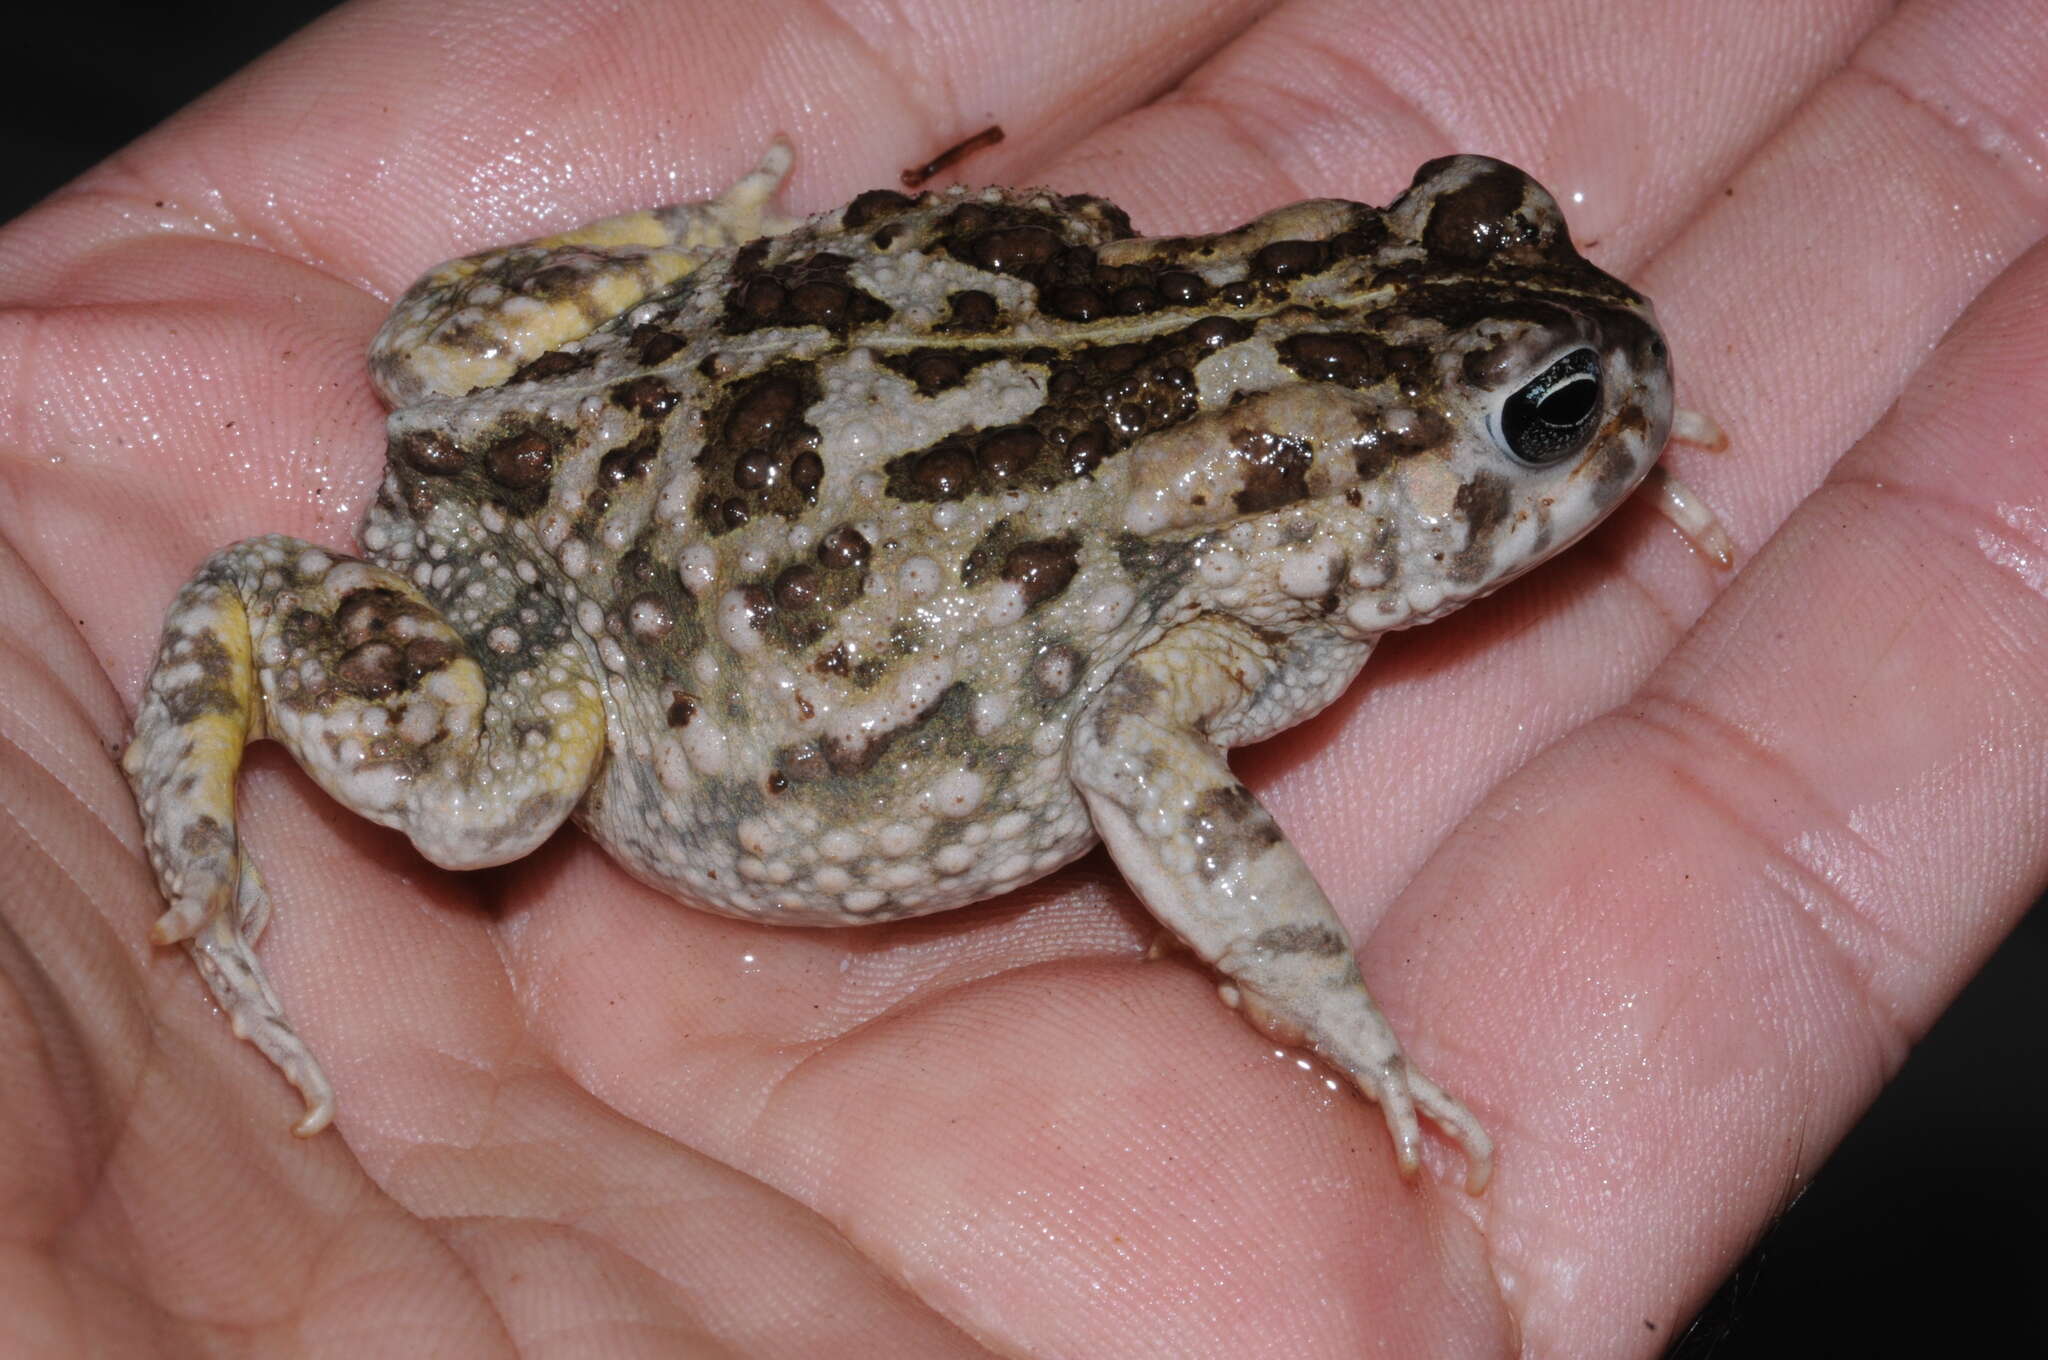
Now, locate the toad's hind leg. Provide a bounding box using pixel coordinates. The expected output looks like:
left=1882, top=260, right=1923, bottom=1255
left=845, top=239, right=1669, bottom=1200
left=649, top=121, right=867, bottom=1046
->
left=124, top=536, right=606, bottom=1133
left=1070, top=616, right=1493, bottom=1193
left=370, top=143, right=798, bottom=405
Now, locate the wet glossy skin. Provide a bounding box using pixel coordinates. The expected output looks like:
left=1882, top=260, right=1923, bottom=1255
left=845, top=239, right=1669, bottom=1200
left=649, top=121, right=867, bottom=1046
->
left=125, top=148, right=1671, bottom=1189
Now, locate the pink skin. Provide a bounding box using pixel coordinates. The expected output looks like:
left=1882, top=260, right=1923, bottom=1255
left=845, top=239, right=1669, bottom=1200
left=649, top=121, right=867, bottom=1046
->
left=4, top=1, right=2046, bottom=1355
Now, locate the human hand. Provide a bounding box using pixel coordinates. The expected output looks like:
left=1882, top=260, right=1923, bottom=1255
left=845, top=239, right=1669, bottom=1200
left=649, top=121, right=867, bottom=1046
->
left=4, top=2, right=2044, bottom=1354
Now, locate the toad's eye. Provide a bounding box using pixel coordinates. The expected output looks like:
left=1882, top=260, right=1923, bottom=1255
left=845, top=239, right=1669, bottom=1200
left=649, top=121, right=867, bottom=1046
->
left=1497, top=347, right=1601, bottom=466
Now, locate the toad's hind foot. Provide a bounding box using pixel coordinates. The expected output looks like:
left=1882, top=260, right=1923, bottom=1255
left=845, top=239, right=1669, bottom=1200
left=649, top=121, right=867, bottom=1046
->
left=369, top=141, right=799, bottom=405
left=123, top=560, right=335, bottom=1131
left=124, top=535, right=604, bottom=1131
left=187, top=882, right=336, bottom=1137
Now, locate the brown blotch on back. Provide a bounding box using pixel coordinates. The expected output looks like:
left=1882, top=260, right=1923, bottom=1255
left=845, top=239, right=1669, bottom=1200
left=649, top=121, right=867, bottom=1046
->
left=394, top=429, right=465, bottom=476
left=841, top=188, right=919, bottom=231
left=723, top=251, right=892, bottom=336
left=598, top=427, right=660, bottom=487
left=631, top=324, right=686, bottom=367
left=940, top=289, right=1002, bottom=332
left=880, top=347, right=1003, bottom=396
left=694, top=363, right=825, bottom=534
left=1232, top=432, right=1314, bottom=514
left=882, top=320, right=1227, bottom=505
left=610, top=375, right=679, bottom=418
left=816, top=525, right=871, bottom=571
left=1353, top=405, right=1451, bottom=483
left=1252, top=238, right=1328, bottom=279
left=1001, top=537, right=1080, bottom=609
left=1277, top=332, right=1428, bottom=393
left=1418, top=161, right=1553, bottom=267
left=485, top=430, right=555, bottom=490
left=510, top=348, right=596, bottom=384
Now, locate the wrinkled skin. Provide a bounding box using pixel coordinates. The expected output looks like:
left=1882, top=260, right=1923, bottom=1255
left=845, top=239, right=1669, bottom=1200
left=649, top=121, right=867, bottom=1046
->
left=3, top=2, right=2046, bottom=1355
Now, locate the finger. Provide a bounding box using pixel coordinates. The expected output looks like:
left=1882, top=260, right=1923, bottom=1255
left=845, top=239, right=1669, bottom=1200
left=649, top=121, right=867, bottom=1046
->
left=1049, top=0, right=1883, bottom=256
left=25, top=0, right=1275, bottom=296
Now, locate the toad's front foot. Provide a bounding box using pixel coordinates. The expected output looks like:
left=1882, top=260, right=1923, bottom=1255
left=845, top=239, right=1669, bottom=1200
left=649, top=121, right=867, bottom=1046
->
left=1073, top=617, right=1493, bottom=1193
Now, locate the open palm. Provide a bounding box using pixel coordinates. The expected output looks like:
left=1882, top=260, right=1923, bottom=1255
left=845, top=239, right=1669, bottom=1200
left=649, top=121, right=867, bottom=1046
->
left=5, top=2, right=2046, bottom=1354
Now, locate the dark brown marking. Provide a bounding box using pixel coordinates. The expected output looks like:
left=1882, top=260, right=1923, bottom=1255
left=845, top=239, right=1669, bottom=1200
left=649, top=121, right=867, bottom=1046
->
left=510, top=349, right=595, bottom=383
left=1042, top=283, right=1104, bottom=321
left=1232, top=432, right=1313, bottom=514
left=395, top=430, right=464, bottom=475
left=1353, top=405, right=1451, bottom=482
left=336, top=641, right=404, bottom=697
left=816, top=526, right=871, bottom=571
left=630, top=324, right=685, bottom=367
left=694, top=363, right=824, bottom=534
left=1413, top=159, right=1560, bottom=268
left=822, top=681, right=961, bottom=775
left=1449, top=470, right=1515, bottom=584
left=1187, top=316, right=1251, bottom=350
left=405, top=638, right=455, bottom=674
left=1276, top=332, right=1425, bottom=390
left=1252, top=238, right=1327, bottom=279
left=151, top=630, right=243, bottom=725
left=881, top=347, right=1002, bottom=396
left=1254, top=924, right=1349, bottom=956
left=610, top=375, right=678, bottom=418
left=598, top=428, right=659, bottom=485
left=1187, top=783, right=1285, bottom=882
left=722, top=251, right=891, bottom=337
left=940, top=289, right=1001, bottom=332
left=911, top=443, right=978, bottom=500
left=842, top=187, right=917, bottom=230
left=976, top=425, right=1043, bottom=479
left=773, top=565, right=820, bottom=611
left=973, top=225, right=1061, bottom=275
left=1089, top=665, right=1163, bottom=745
left=485, top=431, right=554, bottom=490
left=1001, top=537, right=1080, bottom=609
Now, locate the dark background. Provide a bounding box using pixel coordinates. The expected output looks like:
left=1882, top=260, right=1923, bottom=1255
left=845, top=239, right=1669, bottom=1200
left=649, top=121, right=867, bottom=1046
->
left=9, top=5, right=2043, bottom=1353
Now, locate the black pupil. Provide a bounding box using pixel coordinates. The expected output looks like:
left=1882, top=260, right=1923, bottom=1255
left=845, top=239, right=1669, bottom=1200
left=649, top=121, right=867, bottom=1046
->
left=1501, top=349, right=1602, bottom=465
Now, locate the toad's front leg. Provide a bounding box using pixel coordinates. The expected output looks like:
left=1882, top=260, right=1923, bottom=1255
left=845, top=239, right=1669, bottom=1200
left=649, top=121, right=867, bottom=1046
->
left=1070, top=616, right=1492, bottom=1192
left=123, top=535, right=606, bottom=1133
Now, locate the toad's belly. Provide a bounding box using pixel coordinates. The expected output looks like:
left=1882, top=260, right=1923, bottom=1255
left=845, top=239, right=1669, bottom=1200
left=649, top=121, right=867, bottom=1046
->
left=575, top=740, right=1103, bottom=924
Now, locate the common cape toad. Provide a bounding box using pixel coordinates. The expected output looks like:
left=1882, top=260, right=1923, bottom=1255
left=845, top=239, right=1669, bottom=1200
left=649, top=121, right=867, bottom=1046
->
left=125, top=147, right=1682, bottom=1193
